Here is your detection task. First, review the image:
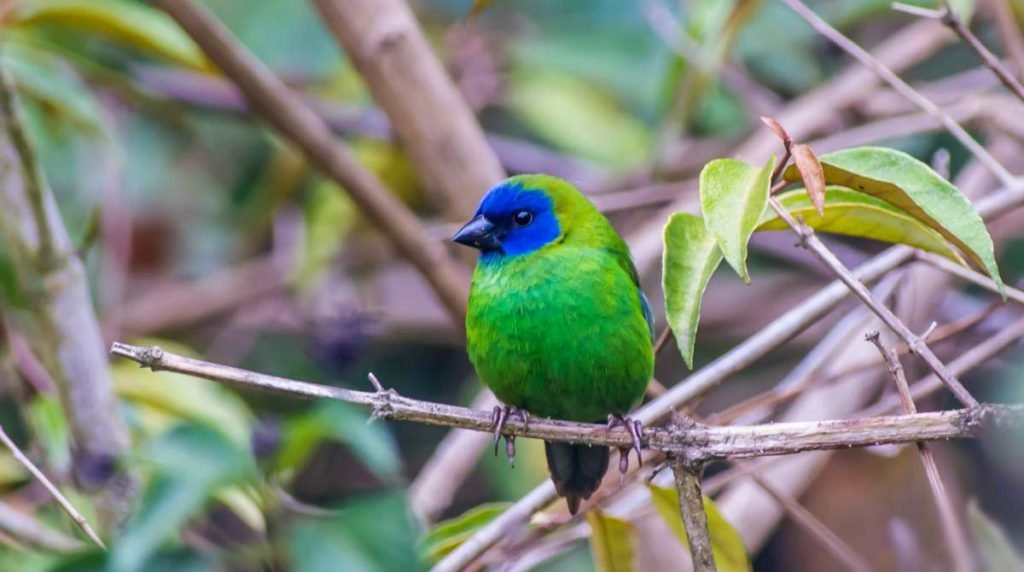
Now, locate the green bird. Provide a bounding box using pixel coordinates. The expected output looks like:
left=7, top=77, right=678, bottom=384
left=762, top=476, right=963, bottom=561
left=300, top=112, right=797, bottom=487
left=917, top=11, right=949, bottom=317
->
left=453, top=174, right=654, bottom=514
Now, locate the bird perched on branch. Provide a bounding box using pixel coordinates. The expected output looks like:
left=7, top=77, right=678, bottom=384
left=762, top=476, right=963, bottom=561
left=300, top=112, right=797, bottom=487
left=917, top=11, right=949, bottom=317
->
left=453, top=174, right=654, bottom=514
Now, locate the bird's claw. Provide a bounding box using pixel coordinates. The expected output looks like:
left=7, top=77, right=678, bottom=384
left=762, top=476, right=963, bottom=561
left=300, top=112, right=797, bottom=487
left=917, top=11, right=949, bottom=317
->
left=608, top=414, right=644, bottom=476
left=491, top=405, right=528, bottom=467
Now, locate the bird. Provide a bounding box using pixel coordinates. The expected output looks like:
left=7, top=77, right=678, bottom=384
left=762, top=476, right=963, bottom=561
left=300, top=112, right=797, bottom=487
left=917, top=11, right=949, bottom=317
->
left=453, top=174, right=654, bottom=515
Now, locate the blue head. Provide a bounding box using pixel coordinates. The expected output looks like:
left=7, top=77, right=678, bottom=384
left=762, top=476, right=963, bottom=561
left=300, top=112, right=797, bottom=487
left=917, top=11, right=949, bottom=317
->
left=452, top=177, right=562, bottom=261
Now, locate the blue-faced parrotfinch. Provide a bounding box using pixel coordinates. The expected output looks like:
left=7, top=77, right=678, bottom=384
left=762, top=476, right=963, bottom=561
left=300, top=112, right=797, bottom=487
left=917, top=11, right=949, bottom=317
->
left=453, top=174, right=654, bottom=514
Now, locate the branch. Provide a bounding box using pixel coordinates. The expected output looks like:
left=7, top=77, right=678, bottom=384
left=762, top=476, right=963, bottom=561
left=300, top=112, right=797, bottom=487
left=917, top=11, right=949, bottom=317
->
left=767, top=195, right=977, bottom=406
left=993, top=0, right=1024, bottom=80
left=109, top=343, right=1024, bottom=460
left=311, top=0, right=503, bottom=220
left=781, top=0, right=1017, bottom=188
left=672, top=460, right=715, bottom=572
left=893, top=1, right=1024, bottom=104
left=760, top=120, right=977, bottom=407
left=0, top=501, right=83, bottom=553
left=0, top=67, right=53, bottom=266
left=0, top=62, right=134, bottom=523
left=149, top=0, right=470, bottom=323
left=865, top=332, right=971, bottom=572
left=130, top=67, right=605, bottom=185
left=0, top=427, right=105, bottom=549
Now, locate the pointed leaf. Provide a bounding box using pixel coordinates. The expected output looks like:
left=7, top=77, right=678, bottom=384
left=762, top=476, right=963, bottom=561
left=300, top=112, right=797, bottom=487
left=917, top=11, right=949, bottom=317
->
left=785, top=146, right=1003, bottom=297
left=9, top=0, right=209, bottom=71
left=663, top=213, right=724, bottom=369
left=699, top=156, right=774, bottom=282
left=790, top=144, right=825, bottom=216
left=420, top=503, right=510, bottom=563
left=648, top=484, right=752, bottom=572
left=758, top=187, right=965, bottom=264
left=588, top=509, right=635, bottom=572
left=968, top=500, right=1024, bottom=571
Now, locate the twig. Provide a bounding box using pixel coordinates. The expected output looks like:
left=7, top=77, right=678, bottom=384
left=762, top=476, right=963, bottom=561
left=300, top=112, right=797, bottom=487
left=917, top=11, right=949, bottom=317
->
left=0, top=427, right=105, bottom=549
left=0, top=500, right=83, bottom=553
left=131, top=66, right=605, bottom=185
left=311, top=0, right=503, bottom=221
left=865, top=331, right=972, bottom=572
left=409, top=390, right=497, bottom=523
left=993, top=0, right=1024, bottom=79
left=110, top=342, right=1024, bottom=460
left=672, top=460, right=715, bottom=572
left=0, top=60, right=134, bottom=522
left=762, top=120, right=978, bottom=407
left=894, top=1, right=1024, bottom=104
left=150, top=0, right=470, bottom=323
left=781, top=0, right=1017, bottom=188
left=767, top=196, right=977, bottom=406
left=0, top=66, right=53, bottom=266
left=915, top=250, right=1024, bottom=303
left=747, top=472, right=871, bottom=572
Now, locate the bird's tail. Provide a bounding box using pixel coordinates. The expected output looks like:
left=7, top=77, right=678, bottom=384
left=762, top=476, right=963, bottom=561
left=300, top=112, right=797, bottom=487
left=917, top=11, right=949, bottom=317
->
left=544, top=442, right=609, bottom=515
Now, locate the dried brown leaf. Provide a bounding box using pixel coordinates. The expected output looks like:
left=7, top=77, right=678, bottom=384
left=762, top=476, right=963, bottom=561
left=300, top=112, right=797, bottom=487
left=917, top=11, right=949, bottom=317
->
left=791, top=144, right=826, bottom=216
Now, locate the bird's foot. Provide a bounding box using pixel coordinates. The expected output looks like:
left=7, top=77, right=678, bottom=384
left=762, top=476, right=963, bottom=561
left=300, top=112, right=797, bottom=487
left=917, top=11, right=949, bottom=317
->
left=607, top=414, right=644, bottom=476
left=491, top=405, right=529, bottom=467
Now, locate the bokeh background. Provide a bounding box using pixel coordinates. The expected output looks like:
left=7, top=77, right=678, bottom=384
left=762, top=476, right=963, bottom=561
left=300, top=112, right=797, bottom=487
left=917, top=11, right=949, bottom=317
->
left=1, top=0, right=1024, bottom=570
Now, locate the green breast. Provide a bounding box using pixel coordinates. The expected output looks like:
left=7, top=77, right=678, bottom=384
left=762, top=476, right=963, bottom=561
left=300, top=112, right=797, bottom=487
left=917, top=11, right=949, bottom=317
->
left=466, top=246, right=653, bottom=422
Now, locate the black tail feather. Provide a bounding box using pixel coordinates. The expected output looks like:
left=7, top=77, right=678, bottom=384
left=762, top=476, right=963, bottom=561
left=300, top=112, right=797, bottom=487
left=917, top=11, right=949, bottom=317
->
left=544, top=442, right=609, bottom=514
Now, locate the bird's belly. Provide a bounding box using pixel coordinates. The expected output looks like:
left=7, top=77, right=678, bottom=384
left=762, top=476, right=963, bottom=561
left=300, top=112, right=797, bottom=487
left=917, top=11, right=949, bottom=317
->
left=468, top=295, right=652, bottom=422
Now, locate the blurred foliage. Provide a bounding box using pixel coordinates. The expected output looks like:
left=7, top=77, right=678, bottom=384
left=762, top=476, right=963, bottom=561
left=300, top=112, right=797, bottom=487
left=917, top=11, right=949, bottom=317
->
left=0, top=0, right=1020, bottom=570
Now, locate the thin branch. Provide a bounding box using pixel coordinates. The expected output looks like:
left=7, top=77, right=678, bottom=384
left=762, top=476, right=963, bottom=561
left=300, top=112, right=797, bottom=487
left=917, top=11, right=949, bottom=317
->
left=0, top=427, right=105, bottom=549
left=311, top=0, right=503, bottom=221
left=0, top=501, right=83, bottom=553
left=894, top=1, right=1024, bottom=104
left=781, top=0, right=1018, bottom=188
left=762, top=120, right=978, bottom=407
left=768, top=196, right=977, bottom=406
left=865, top=332, right=972, bottom=572
left=110, top=342, right=1024, bottom=461
left=746, top=472, right=871, bottom=572
left=0, top=66, right=53, bottom=266
left=131, top=66, right=605, bottom=185
left=150, top=0, right=470, bottom=324
left=993, top=0, right=1024, bottom=79
left=672, top=460, right=715, bottom=572
left=915, top=250, right=1024, bottom=303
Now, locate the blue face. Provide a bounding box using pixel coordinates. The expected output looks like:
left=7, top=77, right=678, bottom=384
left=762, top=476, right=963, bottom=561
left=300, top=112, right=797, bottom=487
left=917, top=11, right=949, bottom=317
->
left=452, top=181, right=561, bottom=260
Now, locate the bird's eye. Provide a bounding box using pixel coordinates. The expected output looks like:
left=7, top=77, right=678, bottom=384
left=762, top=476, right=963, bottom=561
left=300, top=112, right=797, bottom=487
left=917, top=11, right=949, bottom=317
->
left=512, top=210, right=533, bottom=227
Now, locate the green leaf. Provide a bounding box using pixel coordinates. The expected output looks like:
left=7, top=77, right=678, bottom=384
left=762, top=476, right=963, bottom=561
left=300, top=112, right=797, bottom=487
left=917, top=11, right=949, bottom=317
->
left=507, top=70, right=652, bottom=169
left=758, top=187, right=966, bottom=264
left=277, top=401, right=402, bottom=483
left=25, top=394, right=71, bottom=475
left=663, top=212, right=724, bottom=369
left=289, top=491, right=420, bottom=572
left=9, top=0, right=209, bottom=70
left=968, top=500, right=1024, bottom=571
left=3, top=42, right=106, bottom=136
left=784, top=146, right=1004, bottom=297
left=111, top=425, right=256, bottom=572
left=699, top=156, right=774, bottom=282
left=420, top=502, right=511, bottom=563
left=588, top=509, right=635, bottom=572
left=648, top=484, right=752, bottom=572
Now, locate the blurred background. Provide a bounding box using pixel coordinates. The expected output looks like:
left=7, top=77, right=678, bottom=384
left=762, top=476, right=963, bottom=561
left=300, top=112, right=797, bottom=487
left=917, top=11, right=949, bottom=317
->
left=1, top=0, right=1024, bottom=570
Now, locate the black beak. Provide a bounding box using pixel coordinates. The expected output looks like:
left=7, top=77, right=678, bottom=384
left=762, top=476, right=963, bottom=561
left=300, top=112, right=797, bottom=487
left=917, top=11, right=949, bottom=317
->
left=452, top=215, right=501, bottom=251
